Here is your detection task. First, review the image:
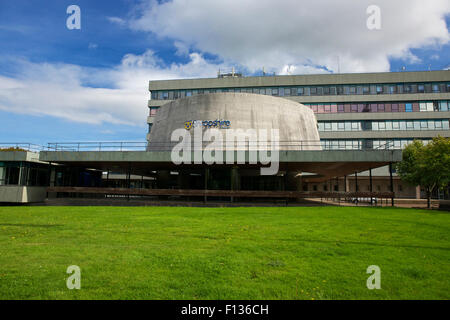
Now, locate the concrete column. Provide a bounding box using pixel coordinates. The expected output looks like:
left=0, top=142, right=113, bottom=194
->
left=416, top=185, right=421, bottom=199
left=204, top=168, right=209, bottom=203
left=230, top=167, right=239, bottom=202
left=47, top=166, right=57, bottom=199
left=389, top=163, right=394, bottom=207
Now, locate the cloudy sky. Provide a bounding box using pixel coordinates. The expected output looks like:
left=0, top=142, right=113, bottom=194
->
left=0, top=0, right=449, bottom=145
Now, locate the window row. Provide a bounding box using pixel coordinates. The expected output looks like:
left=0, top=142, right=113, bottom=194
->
left=149, top=101, right=450, bottom=118
left=321, top=139, right=431, bottom=150
left=318, top=119, right=450, bottom=132
left=151, top=82, right=450, bottom=100
left=305, top=101, right=450, bottom=114
left=0, top=162, right=49, bottom=186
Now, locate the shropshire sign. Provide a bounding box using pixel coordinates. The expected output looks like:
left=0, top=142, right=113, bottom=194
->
left=184, top=120, right=231, bottom=130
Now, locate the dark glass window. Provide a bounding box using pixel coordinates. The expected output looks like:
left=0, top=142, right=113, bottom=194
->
left=363, top=86, right=370, bottom=94
left=329, top=87, right=336, bottom=95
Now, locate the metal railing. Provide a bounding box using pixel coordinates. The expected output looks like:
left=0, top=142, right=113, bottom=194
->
left=0, top=143, right=44, bottom=153
left=47, top=142, right=148, bottom=152
left=1, top=140, right=399, bottom=153
left=45, top=140, right=399, bottom=152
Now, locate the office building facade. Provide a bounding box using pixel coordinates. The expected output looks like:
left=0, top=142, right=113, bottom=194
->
left=147, top=71, right=450, bottom=198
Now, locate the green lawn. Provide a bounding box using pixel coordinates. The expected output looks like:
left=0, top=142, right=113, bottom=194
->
left=0, top=206, right=448, bottom=300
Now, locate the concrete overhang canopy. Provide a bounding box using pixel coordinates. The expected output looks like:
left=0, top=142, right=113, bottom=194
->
left=39, top=150, right=401, bottom=181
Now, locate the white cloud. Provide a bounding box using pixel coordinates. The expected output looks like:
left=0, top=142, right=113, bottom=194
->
left=129, top=0, right=450, bottom=73
left=88, top=43, right=98, bottom=49
left=0, top=51, right=227, bottom=126
left=107, top=16, right=127, bottom=27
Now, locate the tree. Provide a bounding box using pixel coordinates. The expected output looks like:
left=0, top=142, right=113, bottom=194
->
left=396, top=136, right=450, bottom=208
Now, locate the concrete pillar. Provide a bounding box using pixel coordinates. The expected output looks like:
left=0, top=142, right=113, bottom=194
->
left=47, top=166, right=57, bottom=199
left=230, top=167, right=239, bottom=202
left=389, top=163, right=394, bottom=207
left=415, top=185, right=421, bottom=199
left=204, top=168, right=209, bottom=203
left=344, top=175, right=349, bottom=192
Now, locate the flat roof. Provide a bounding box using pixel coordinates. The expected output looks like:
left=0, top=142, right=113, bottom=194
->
left=149, top=70, right=450, bottom=91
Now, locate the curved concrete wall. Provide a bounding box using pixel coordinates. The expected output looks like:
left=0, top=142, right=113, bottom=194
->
left=148, top=93, right=321, bottom=150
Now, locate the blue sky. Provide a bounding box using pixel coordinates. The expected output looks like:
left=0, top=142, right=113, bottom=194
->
left=0, top=0, right=449, bottom=146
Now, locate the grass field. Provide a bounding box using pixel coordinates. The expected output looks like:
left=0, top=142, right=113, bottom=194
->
left=0, top=206, right=449, bottom=300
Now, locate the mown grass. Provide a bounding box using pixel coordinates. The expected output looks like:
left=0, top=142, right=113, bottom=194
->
left=0, top=206, right=448, bottom=300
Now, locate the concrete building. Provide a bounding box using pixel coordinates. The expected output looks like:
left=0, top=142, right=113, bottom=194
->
left=147, top=70, right=450, bottom=199
left=147, top=92, right=321, bottom=151
left=0, top=150, right=49, bottom=203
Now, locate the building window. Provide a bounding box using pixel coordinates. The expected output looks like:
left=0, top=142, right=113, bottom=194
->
left=329, top=87, right=336, bottom=95
left=389, top=85, right=396, bottom=94
left=392, top=121, right=400, bottom=130
left=420, top=120, right=428, bottom=129
left=149, top=107, right=159, bottom=116
left=376, top=85, right=383, bottom=94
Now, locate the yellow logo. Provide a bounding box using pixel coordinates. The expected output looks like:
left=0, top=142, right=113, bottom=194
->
left=184, top=121, right=193, bottom=130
